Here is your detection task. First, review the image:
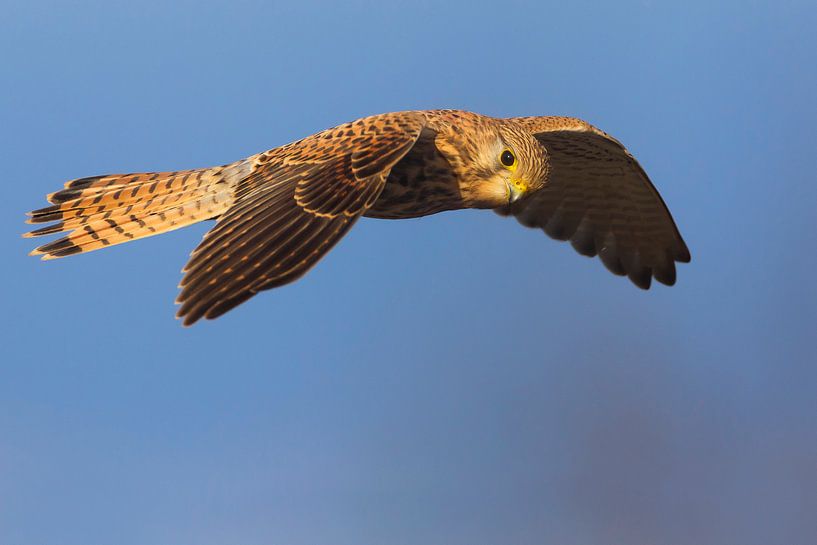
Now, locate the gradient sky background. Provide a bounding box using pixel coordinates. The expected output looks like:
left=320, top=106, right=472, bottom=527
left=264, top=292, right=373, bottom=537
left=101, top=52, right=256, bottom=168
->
left=2, top=1, right=816, bottom=544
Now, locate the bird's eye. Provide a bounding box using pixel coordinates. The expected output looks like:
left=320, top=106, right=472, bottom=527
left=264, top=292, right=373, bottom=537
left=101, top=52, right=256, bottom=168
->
left=500, top=149, right=516, bottom=168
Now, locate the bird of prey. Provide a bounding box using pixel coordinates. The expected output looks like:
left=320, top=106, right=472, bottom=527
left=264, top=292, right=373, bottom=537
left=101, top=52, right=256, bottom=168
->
left=25, top=110, right=690, bottom=325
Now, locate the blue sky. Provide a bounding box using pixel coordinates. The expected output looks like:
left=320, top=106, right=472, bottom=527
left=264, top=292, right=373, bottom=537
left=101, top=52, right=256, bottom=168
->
left=2, top=1, right=816, bottom=544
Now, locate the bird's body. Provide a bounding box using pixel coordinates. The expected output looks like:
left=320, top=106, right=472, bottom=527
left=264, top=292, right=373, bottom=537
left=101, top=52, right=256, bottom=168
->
left=366, top=125, right=462, bottom=219
left=25, top=109, right=690, bottom=325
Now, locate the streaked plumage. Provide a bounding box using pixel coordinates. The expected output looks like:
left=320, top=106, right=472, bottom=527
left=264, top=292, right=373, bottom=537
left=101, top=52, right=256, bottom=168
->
left=25, top=110, right=690, bottom=325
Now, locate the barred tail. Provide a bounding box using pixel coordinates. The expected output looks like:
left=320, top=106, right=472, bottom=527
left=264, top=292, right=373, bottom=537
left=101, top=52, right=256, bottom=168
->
left=25, top=159, right=254, bottom=260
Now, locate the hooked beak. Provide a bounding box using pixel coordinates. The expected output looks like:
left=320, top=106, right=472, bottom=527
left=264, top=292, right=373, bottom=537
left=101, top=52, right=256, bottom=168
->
left=507, top=178, right=528, bottom=203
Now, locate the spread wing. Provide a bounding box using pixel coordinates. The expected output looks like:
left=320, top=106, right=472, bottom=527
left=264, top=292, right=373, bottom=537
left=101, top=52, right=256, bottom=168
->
left=176, top=111, right=427, bottom=325
left=498, top=116, right=690, bottom=289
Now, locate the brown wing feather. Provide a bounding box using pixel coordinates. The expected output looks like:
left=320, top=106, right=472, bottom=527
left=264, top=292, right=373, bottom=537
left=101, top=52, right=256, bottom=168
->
left=175, top=111, right=427, bottom=325
left=499, top=117, right=690, bottom=289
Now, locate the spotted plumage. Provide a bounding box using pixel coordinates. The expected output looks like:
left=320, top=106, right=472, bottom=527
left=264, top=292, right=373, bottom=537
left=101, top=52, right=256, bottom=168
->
left=25, top=109, right=690, bottom=325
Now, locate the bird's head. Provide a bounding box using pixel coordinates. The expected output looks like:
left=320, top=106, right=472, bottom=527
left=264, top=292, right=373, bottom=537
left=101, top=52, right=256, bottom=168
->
left=458, top=124, right=550, bottom=209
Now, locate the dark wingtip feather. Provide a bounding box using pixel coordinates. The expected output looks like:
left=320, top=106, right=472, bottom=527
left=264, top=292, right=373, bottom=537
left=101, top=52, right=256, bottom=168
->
left=173, top=304, right=199, bottom=327
left=598, top=247, right=626, bottom=276
left=675, top=243, right=692, bottom=263
left=653, top=259, right=677, bottom=286
left=202, top=291, right=256, bottom=323
left=627, top=267, right=653, bottom=289
left=570, top=232, right=597, bottom=257
left=544, top=222, right=571, bottom=241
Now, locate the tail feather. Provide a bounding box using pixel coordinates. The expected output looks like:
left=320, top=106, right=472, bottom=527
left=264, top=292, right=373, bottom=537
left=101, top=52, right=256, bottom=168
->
left=27, top=186, right=216, bottom=233
left=25, top=159, right=255, bottom=259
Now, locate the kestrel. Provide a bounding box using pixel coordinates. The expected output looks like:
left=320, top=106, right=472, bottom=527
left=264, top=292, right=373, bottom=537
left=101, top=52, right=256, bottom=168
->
left=25, top=110, right=690, bottom=325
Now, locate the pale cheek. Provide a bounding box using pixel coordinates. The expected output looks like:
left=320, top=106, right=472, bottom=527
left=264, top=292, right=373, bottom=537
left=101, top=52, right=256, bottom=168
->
left=466, top=178, right=509, bottom=209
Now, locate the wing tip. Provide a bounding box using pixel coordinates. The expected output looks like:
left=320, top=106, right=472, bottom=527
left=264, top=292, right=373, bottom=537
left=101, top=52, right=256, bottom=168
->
left=627, top=268, right=653, bottom=290
left=676, top=245, right=692, bottom=264
left=176, top=312, right=197, bottom=328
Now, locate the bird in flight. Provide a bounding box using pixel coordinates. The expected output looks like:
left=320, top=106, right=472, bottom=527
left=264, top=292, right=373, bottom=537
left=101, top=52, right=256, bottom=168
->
left=25, top=110, right=690, bottom=325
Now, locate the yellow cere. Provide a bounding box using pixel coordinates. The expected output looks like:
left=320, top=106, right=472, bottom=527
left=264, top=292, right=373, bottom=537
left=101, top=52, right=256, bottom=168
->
left=511, top=178, right=528, bottom=193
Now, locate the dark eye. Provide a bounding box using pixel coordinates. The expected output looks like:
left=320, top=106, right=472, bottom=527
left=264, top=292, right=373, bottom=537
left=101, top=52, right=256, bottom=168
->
left=500, top=149, right=516, bottom=167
